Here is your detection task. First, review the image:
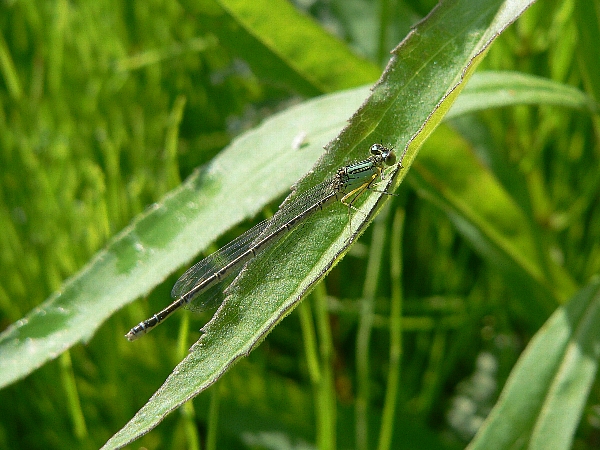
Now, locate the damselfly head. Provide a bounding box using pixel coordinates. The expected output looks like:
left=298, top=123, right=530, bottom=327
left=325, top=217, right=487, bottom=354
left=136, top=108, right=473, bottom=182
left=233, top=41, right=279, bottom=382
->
left=369, top=143, right=396, bottom=166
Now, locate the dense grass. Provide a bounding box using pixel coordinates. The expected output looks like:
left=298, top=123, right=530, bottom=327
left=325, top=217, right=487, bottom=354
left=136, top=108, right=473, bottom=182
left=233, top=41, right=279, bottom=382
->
left=1, top=0, right=599, bottom=449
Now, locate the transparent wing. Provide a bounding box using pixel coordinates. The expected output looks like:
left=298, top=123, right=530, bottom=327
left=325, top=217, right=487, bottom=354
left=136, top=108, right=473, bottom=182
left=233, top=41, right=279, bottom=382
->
left=171, top=217, right=273, bottom=299
left=183, top=270, right=239, bottom=312
left=256, top=176, right=339, bottom=238
left=171, top=175, right=339, bottom=310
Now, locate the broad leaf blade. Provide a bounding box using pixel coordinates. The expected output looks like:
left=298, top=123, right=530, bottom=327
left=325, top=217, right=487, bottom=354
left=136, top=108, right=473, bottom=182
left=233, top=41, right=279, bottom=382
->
left=103, top=0, right=535, bottom=448
left=0, top=88, right=369, bottom=389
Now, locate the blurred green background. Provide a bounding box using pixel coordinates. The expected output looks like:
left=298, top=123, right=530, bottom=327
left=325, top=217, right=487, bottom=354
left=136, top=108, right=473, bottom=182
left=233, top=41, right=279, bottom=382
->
left=1, top=0, right=599, bottom=449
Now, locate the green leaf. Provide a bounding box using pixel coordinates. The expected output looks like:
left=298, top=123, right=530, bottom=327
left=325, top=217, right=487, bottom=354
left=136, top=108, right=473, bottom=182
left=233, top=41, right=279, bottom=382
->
left=0, top=87, right=370, bottom=390
left=467, top=277, right=600, bottom=450
left=574, top=0, right=600, bottom=104
left=185, top=0, right=380, bottom=95
left=102, top=0, right=535, bottom=447
left=409, top=126, right=577, bottom=324
left=3, top=44, right=589, bottom=396
left=451, top=71, right=599, bottom=117
left=407, top=70, right=590, bottom=324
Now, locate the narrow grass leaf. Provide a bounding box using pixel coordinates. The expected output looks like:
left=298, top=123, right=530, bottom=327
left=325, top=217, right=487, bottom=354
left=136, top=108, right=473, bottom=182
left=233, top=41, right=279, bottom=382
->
left=183, top=0, right=379, bottom=96
left=451, top=71, right=599, bottom=117
left=409, top=127, right=577, bottom=323
left=467, top=278, right=600, bottom=450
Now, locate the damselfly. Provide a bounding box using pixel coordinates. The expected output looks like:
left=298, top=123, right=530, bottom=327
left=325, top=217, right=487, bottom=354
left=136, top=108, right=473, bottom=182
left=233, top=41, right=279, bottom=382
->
left=126, top=143, right=399, bottom=341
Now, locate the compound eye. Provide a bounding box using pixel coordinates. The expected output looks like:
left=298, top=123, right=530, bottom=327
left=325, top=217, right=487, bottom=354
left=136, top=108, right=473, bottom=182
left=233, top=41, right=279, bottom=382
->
left=370, top=143, right=383, bottom=155
left=384, top=150, right=396, bottom=166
